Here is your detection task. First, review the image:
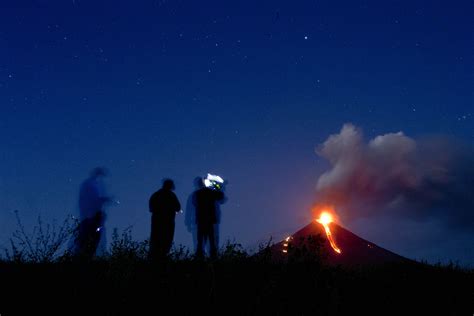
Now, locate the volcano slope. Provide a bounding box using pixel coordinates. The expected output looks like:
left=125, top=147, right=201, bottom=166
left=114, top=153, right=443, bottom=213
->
left=269, top=220, right=409, bottom=266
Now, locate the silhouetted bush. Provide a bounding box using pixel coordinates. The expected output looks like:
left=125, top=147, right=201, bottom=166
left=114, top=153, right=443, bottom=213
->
left=109, top=226, right=148, bottom=262
left=0, top=217, right=472, bottom=315
left=3, top=211, right=77, bottom=263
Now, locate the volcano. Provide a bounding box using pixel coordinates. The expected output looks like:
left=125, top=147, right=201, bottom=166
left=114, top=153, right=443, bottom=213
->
left=270, top=221, right=409, bottom=266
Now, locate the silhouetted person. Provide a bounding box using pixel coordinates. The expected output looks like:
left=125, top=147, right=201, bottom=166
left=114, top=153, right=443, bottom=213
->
left=185, top=177, right=203, bottom=252
left=149, top=179, right=181, bottom=261
left=74, top=167, right=113, bottom=259
left=194, top=178, right=226, bottom=258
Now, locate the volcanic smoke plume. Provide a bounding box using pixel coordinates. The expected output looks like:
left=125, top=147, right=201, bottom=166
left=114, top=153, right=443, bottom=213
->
left=315, top=124, right=474, bottom=230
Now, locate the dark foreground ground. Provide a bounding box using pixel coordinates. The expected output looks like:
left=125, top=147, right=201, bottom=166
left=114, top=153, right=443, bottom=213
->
left=0, top=244, right=472, bottom=316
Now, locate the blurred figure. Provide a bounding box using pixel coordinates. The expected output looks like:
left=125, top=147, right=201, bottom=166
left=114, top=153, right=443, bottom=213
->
left=185, top=177, right=204, bottom=252
left=74, top=167, right=113, bottom=259
left=194, top=175, right=226, bottom=258
left=149, top=179, right=181, bottom=261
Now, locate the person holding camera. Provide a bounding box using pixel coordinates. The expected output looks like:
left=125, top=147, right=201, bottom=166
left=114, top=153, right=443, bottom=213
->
left=193, top=174, right=226, bottom=259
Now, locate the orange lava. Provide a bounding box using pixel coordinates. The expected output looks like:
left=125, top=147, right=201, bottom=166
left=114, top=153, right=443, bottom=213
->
left=316, top=212, right=342, bottom=254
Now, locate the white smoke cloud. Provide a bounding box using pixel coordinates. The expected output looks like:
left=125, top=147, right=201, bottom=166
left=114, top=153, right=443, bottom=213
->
left=315, top=124, right=474, bottom=229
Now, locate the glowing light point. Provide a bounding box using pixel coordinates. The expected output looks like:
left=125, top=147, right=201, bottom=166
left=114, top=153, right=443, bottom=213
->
left=318, top=212, right=332, bottom=225
left=204, top=173, right=225, bottom=189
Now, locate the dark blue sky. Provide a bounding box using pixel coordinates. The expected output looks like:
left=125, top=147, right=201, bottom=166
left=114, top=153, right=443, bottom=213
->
left=0, top=0, right=472, bottom=264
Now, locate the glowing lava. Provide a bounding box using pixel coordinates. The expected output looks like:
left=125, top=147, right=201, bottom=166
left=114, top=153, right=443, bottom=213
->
left=316, top=212, right=342, bottom=254
left=282, top=236, right=292, bottom=254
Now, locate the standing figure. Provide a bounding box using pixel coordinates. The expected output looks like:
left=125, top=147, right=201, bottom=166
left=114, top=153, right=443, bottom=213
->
left=74, top=167, right=113, bottom=259
left=149, top=179, right=181, bottom=261
left=194, top=174, right=226, bottom=258
left=185, top=177, right=204, bottom=252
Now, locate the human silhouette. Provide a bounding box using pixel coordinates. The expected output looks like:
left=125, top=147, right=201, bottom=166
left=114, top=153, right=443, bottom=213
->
left=194, top=176, right=226, bottom=258
left=149, top=179, right=181, bottom=261
left=74, top=167, right=113, bottom=259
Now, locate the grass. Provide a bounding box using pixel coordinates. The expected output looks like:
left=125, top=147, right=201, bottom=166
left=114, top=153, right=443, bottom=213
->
left=0, top=216, right=472, bottom=315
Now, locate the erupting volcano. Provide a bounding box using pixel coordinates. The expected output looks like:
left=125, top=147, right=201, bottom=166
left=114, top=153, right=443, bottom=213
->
left=269, top=208, right=409, bottom=266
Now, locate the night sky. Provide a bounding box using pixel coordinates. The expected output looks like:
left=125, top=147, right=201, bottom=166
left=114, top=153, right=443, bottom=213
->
left=1, top=1, right=473, bottom=265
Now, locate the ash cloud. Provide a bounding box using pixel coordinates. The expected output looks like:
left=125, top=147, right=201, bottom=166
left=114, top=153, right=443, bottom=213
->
left=315, top=124, right=474, bottom=230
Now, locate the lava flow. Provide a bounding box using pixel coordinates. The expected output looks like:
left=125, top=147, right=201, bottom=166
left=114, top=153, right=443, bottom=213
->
left=316, top=212, right=342, bottom=254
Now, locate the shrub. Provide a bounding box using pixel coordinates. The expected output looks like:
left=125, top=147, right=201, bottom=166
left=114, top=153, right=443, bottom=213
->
left=109, top=226, right=149, bottom=261
left=3, top=210, right=77, bottom=263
